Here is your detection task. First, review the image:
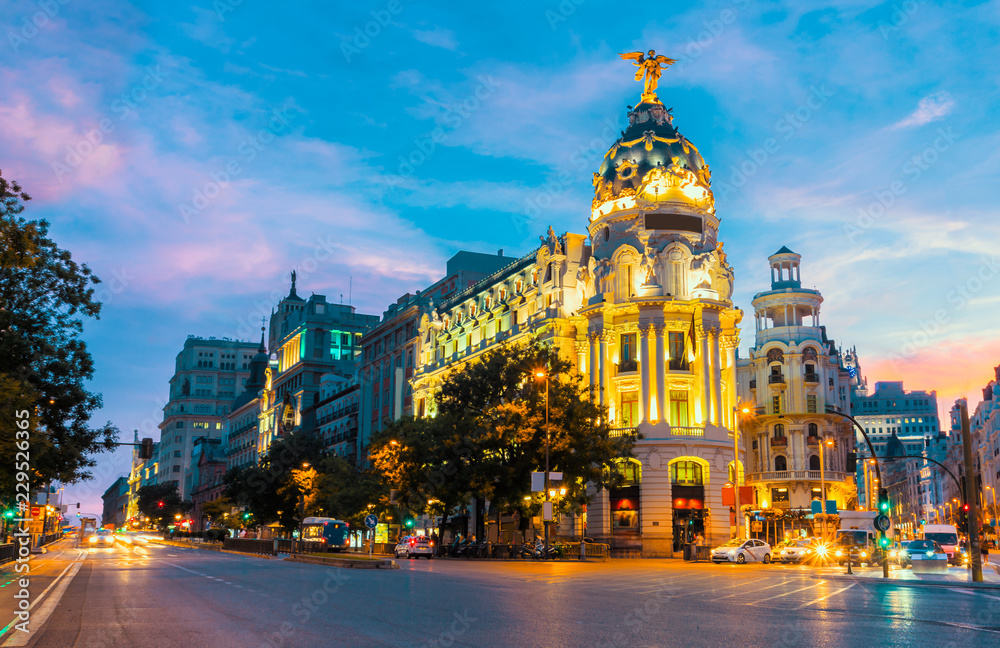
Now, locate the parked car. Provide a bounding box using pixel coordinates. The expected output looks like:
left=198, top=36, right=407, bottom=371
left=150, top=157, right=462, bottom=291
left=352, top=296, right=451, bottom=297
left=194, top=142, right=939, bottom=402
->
left=711, top=539, right=772, bottom=564
left=394, top=535, right=434, bottom=559
left=778, top=538, right=818, bottom=564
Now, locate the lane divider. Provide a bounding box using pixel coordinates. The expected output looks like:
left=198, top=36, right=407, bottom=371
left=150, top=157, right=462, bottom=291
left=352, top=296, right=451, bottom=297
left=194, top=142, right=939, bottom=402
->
left=2, top=562, right=82, bottom=647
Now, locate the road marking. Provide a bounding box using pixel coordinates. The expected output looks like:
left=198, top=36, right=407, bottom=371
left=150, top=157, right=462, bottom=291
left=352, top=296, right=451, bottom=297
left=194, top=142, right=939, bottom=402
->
left=750, top=581, right=826, bottom=604
left=948, top=587, right=1000, bottom=602
left=795, top=583, right=855, bottom=609
left=2, top=562, right=82, bottom=647
left=718, top=579, right=795, bottom=599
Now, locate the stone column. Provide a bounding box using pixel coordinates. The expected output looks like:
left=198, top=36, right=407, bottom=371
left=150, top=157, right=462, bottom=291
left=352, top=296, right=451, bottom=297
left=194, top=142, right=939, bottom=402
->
left=711, top=328, right=723, bottom=426
left=655, top=324, right=666, bottom=424
left=589, top=333, right=598, bottom=402
left=639, top=324, right=651, bottom=423
left=598, top=334, right=607, bottom=408
left=700, top=327, right=712, bottom=425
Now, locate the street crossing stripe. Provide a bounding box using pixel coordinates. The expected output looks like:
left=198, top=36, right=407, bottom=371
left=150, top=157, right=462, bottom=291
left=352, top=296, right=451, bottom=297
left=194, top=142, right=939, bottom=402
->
left=795, top=583, right=855, bottom=609
left=749, top=581, right=826, bottom=604
left=718, top=580, right=795, bottom=598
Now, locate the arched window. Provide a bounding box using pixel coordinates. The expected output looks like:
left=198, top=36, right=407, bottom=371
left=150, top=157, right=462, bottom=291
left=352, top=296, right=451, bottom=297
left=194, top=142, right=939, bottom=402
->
left=808, top=423, right=818, bottom=437
left=670, top=460, right=703, bottom=485
left=774, top=455, right=787, bottom=471
left=773, top=423, right=785, bottom=438
left=809, top=455, right=821, bottom=470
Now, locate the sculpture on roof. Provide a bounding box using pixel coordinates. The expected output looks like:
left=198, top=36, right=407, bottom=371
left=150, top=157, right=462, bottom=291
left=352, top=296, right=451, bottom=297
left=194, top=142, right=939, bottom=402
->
left=619, top=50, right=677, bottom=101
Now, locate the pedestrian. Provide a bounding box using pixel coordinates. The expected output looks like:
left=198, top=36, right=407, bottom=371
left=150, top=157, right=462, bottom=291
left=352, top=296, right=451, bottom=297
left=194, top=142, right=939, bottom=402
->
left=983, top=542, right=990, bottom=565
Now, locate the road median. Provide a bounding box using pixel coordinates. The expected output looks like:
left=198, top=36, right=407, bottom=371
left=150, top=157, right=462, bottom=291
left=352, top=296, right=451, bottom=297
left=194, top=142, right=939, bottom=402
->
left=285, top=553, right=398, bottom=569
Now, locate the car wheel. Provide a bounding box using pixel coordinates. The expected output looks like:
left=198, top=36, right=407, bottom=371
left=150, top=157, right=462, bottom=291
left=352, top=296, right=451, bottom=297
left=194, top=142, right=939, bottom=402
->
left=763, top=554, right=771, bottom=564
left=426, top=555, right=433, bottom=560
left=737, top=553, right=746, bottom=564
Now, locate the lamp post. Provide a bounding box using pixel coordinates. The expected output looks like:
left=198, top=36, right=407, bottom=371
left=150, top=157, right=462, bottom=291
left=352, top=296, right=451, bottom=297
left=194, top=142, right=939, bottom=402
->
left=819, top=437, right=834, bottom=542
left=294, top=462, right=311, bottom=554
left=732, top=406, right=751, bottom=541
left=534, top=370, right=551, bottom=558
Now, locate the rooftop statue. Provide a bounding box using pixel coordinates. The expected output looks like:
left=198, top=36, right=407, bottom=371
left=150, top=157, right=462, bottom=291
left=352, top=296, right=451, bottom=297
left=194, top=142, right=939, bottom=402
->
left=619, top=50, right=676, bottom=102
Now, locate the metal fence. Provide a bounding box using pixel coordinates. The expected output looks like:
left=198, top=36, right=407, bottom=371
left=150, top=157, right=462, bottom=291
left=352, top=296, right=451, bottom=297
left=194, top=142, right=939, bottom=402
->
left=222, top=538, right=275, bottom=555
left=0, top=543, right=15, bottom=565
left=38, top=533, right=60, bottom=547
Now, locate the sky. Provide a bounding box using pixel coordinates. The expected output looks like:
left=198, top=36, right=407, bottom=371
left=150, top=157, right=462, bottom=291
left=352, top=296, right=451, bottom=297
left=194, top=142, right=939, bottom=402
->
left=3, top=0, right=998, bottom=518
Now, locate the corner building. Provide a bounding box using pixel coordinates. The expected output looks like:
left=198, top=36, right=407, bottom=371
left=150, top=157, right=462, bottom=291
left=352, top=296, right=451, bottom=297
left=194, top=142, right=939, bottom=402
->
left=413, top=91, right=743, bottom=556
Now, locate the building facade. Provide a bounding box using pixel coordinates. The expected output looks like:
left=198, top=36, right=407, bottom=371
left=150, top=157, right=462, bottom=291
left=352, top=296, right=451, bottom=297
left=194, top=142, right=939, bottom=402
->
left=157, top=336, right=259, bottom=499
left=188, top=437, right=227, bottom=531
left=736, top=248, right=857, bottom=520
left=101, top=476, right=129, bottom=530
left=412, top=86, right=745, bottom=556
left=224, top=331, right=269, bottom=471
left=971, top=365, right=1000, bottom=526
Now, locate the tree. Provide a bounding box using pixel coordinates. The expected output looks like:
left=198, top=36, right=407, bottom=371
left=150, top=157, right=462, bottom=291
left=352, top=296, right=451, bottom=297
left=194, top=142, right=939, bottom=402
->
left=137, top=483, right=191, bottom=529
left=0, top=169, right=117, bottom=498
left=313, top=454, right=383, bottom=529
left=200, top=496, right=236, bottom=529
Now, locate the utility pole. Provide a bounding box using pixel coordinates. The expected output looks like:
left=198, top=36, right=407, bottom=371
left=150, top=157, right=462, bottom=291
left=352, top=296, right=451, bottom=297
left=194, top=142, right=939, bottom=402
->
left=960, top=402, right=983, bottom=582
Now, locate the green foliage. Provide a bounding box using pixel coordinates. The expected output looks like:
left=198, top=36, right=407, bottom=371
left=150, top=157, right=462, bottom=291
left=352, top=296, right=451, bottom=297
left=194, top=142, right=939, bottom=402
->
left=137, top=483, right=191, bottom=529
left=0, top=169, right=117, bottom=496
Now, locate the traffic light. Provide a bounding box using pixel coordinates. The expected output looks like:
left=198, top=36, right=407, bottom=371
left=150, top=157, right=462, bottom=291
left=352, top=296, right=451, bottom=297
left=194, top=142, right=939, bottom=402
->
left=139, top=437, right=154, bottom=459
left=3, top=510, right=13, bottom=519
left=405, top=519, right=414, bottom=528
left=960, top=502, right=970, bottom=527
left=157, top=501, right=164, bottom=508
left=846, top=452, right=857, bottom=473
left=879, top=535, right=890, bottom=548
left=242, top=512, right=250, bottom=520
left=878, top=489, right=889, bottom=514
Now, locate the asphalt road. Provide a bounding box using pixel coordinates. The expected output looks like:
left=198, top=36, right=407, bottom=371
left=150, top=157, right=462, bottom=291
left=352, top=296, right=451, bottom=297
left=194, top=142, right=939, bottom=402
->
left=3, top=540, right=999, bottom=647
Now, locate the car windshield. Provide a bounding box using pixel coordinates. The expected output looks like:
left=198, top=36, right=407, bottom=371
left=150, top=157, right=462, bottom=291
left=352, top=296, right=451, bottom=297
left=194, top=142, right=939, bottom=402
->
left=796, top=540, right=813, bottom=547
left=719, top=540, right=742, bottom=548
left=837, top=531, right=869, bottom=546
left=924, top=532, right=958, bottom=546
left=908, top=540, right=934, bottom=551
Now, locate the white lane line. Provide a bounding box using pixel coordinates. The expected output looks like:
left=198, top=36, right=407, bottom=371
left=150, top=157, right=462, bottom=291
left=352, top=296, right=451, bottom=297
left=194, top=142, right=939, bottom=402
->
left=948, top=587, right=1000, bottom=602
left=795, top=583, right=855, bottom=609
left=3, top=562, right=82, bottom=647
left=749, top=581, right=826, bottom=604
left=718, top=579, right=795, bottom=599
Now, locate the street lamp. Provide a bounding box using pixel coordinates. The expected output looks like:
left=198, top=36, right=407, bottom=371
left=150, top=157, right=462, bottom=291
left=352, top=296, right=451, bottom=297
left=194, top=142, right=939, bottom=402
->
left=732, top=406, right=751, bottom=541
left=534, top=369, right=551, bottom=558
left=819, top=437, right=834, bottom=542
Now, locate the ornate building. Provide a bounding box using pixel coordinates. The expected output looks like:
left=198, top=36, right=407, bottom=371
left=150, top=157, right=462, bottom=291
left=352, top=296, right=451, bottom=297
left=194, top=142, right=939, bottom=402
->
left=412, top=57, right=744, bottom=556
left=736, top=249, right=857, bottom=519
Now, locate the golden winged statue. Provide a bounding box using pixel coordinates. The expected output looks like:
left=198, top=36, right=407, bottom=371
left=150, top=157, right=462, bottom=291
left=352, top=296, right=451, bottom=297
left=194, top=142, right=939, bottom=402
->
left=619, top=50, right=676, bottom=102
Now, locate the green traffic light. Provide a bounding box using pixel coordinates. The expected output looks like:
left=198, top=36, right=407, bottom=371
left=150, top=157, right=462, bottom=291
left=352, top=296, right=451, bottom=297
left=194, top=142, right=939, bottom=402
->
left=3, top=510, right=14, bottom=519
left=405, top=520, right=413, bottom=527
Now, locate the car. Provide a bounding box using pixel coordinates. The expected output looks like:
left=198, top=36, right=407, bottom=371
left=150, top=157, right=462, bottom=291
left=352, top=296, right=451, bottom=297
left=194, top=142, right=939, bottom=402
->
left=907, top=539, right=948, bottom=565
left=778, top=538, right=818, bottom=564
left=394, top=535, right=434, bottom=559
left=711, top=539, right=772, bottom=564
left=889, top=541, right=912, bottom=567
left=89, top=530, right=115, bottom=548
left=118, top=531, right=148, bottom=546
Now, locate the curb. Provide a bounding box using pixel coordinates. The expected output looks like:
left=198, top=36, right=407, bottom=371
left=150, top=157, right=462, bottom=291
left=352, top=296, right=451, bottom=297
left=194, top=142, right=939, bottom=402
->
left=812, top=573, right=1000, bottom=590
left=150, top=539, right=273, bottom=560
left=285, top=555, right=398, bottom=570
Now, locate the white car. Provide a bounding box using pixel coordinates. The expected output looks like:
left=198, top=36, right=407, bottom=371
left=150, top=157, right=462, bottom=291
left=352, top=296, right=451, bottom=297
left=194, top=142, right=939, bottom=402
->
left=778, top=539, right=817, bottom=563
left=394, top=535, right=434, bottom=559
left=712, top=539, right=772, bottom=564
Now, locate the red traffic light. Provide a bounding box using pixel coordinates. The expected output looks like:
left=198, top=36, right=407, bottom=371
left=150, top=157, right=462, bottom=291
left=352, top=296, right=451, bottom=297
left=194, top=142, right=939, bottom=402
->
left=157, top=501, right=164, bottom=508
left=962, top=503, right=969, bottom=511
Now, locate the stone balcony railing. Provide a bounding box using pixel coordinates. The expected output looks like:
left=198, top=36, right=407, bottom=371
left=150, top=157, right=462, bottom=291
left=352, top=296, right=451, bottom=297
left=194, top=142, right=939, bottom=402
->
left=748, top=470, right=847, bottom=483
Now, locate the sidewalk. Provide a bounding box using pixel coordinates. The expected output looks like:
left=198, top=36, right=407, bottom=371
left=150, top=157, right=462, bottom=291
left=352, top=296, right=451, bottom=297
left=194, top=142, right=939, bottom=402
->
left=814, top=563, right=1000, bottom=589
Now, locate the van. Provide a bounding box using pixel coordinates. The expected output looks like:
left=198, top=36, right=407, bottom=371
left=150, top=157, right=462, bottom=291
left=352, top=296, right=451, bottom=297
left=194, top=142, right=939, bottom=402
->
left=922, top=524, right=959, bottom=563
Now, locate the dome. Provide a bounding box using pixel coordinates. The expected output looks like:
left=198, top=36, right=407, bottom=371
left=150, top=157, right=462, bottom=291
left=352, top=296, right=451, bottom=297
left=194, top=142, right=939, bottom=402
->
left=884, top=432, right=907, bottom=459
left=592, top=98, right=714, bottom=217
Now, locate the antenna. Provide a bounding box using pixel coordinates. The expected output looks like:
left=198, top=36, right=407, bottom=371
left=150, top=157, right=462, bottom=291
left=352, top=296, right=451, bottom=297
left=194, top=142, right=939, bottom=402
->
left=349, top=276, right=352, bottom=305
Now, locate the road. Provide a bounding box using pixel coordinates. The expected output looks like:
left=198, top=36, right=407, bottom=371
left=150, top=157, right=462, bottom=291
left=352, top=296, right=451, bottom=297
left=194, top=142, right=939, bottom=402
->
left=2, top=540, right=999, bottom=647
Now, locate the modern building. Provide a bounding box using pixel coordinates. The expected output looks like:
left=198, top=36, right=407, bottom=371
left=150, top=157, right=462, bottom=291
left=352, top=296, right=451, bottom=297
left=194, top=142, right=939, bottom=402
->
left=358, top=250, right=516, bottom=450
left=101, top=476, right=129, bottom=530
left=851, top=380, right=941, bottom=507
left=736, top=248, right=858, bottom=521
left=157, top=336, right=260, bottom=499
left=257, top=275, right=378, bottom=457
left=411, top=82, right=745, bottom=556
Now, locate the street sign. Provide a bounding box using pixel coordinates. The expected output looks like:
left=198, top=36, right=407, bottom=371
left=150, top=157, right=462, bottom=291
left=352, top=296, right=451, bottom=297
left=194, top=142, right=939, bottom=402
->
left=364, top=514, right=378, bottom=530
left=874, top=514, right=890, bottom=532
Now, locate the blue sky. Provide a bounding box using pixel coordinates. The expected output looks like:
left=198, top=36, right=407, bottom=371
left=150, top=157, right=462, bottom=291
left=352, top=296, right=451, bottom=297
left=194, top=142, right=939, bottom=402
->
left=3, top=0, right=998, bottom=515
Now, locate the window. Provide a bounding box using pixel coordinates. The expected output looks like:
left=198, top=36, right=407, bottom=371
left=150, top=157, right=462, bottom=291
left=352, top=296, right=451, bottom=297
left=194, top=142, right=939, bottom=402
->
left=808, top=423, right=818, bottom=437
left=175, top=421, right=184, bottom=428
left=174, top=435, right=183, bottom=443
left=193, top=422, right=209, bottom=429
left=620, top=392, right=639, bottom=427
left=174, top=451, right=181, bottom=458
left=772, top=395, right=781, bottom=415
left=615, top=460, right=641, bottom=485
left=620, top=333, right=636, bottom=364
left=196, top=375, right=212, bottom=384
left=774, top=455, right=787, bottom=471
left=667, top=332, right=688, bottom=371
left=807, top=395, right=817, bottom=413
left=771, top=487, right=789, bottom=503
left=809, top=455, right=821, bottom=470
left=773, top=423, right=785, bottom=438
left=669, top=391, right=689, bottom=427
left=670, top=460, right=703, bottom=485
left=172, top=465, right=180, bottom=473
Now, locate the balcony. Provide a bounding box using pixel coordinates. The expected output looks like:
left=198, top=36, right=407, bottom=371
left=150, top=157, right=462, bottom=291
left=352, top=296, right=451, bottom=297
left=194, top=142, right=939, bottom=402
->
left=770, top=436, right=788, bottom=447
left=609, top=427, right=638, bottom=438
left=804, top=373, right=820, bottom=384
left=749, top=379, right=757, bottom=390
left=617, top=359, right=638, bottom=374
left=768, top=374, right=786, bottom=386
left=667, top=358, right=690, bottom=372
left=671, top=426, right=704, bottom=437
left=806, top=436, right=820, bottom=445
left=748, top=470, right=848, bottom=483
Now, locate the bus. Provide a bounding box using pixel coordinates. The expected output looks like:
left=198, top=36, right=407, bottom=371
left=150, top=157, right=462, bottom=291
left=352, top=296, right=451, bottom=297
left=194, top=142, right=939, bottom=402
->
left=301, top=517, right=350, bottom=552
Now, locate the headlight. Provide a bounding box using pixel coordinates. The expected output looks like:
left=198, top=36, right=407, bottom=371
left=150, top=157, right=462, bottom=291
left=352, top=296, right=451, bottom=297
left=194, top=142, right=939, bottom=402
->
left=860, top=551, right=867, bottom=558
left=926, top=551, right=934, bottom=557
left=835, top=549, right=843, bottom=557
left=88, top=536, right=97, bottom=544
left=889, top=550, right=898, bottom=557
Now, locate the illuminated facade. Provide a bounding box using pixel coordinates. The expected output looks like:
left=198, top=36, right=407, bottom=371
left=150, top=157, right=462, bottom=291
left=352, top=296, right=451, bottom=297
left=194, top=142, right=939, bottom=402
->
left=736, top=249, right=857, bottom=519
left=412, top=88, right=744, bottom=556
left=257, top=276, right=378, bottom=457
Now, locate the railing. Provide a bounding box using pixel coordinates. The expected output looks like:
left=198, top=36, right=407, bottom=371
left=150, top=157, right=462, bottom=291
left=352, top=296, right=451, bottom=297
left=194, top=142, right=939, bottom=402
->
left=671, top=426, right=704, bottom=437
left=0, top=543, right=15, bottom=565
left=748, top=470, right=846, bottom=482
left=617, top=359, right=638, bottom=373
left=768, top=374, right=786, bottom=384
left=804, top=373, right=820, bottom=383
left=667, top=359, right=690, bottom=371
left=609, top=427, right=638, bottom=438
left=38, top=533, right=60, bottom=547
left=770, top=436, right=788, bottom=446
left=223, top=538, right=275, bottom=555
